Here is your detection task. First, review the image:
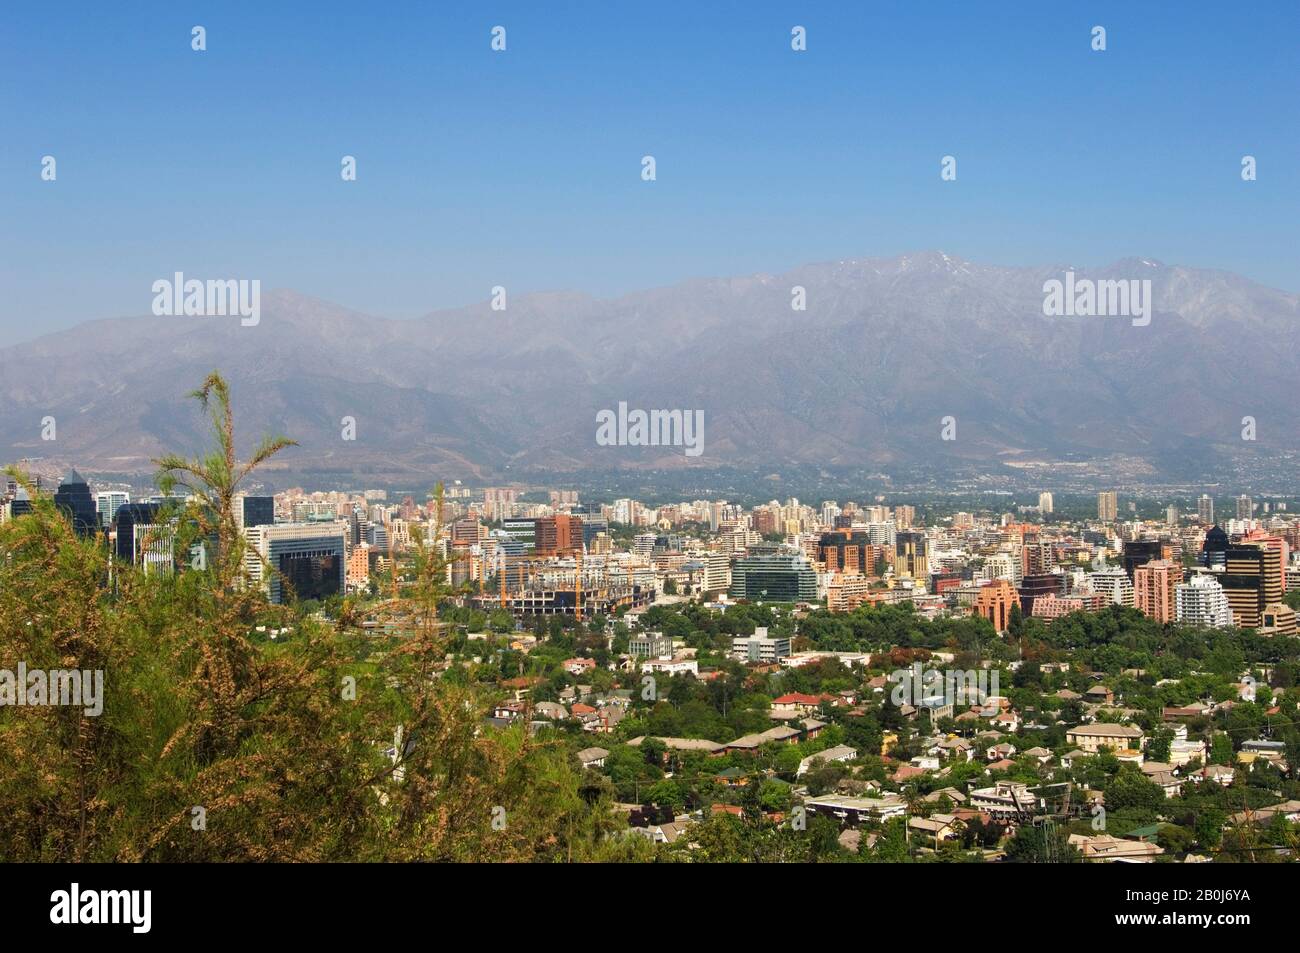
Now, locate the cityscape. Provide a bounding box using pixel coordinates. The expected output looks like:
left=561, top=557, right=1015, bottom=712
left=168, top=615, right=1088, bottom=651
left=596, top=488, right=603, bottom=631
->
left=4, top=460, right=1300, bottom=866
left=1, top=1, right=1296, bottom=931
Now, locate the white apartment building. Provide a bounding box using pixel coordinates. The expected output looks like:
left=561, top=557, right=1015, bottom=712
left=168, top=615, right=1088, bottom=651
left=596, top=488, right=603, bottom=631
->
left=979, top=552, right=1020, bottom=585
left=1176, top=572, right=1233, bottom=628
left=702, top=552, right=731, bottom=593
left=1087, top=567, right=1134, bottom=608
left=731, top=627, right=791, bottom=663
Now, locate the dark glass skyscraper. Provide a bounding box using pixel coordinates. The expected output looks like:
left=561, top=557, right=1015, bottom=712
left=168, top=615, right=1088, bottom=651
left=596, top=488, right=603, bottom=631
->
left=1201, top=525, right=1229, bottom=569
left=1122, top=539, right=1164, bottom=579
left=240, top=495, right=275, bottom=528
left=53, top=469, right=98, bottom=537
left=728, top=551, right=818, bottom=602
left=114, top=502, right=162, bottom=561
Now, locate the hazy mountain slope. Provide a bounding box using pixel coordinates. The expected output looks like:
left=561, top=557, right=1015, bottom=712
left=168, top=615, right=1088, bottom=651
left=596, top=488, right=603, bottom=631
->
left=1, top=253, right=1294, bottom=483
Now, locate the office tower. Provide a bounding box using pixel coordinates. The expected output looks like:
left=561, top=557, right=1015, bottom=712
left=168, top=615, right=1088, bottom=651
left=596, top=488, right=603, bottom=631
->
left=237, top=495, right=275, bottom=530
left=1122, top=539, right=1165, bottom=579
left=895, top=531, right=929, bottom=579
left=348, top=505, right=364, bottom=546
left=1197, top=494, right=1215, bottom=524
left=1220, top=543, right=1282, bottom=629
left=1017, top=572, right=1066, bottom=616
left=53, top=469, right=99, bottom=537
left=534, top=515, right=583, bottom=556
left=113, top=501, right=162, bottom=562
left=1133, top=559, right=1179, bottom=623
left=578, top=514, right=608, bottom=545
left=501, top=516, right=537, bottom=550
left=450, top=516, right=482, bottom=546
left=1242, top=529, right=1289, bottom=594
left=96, top=491, right=130, bottom=528
left=1200, top=525, right=1229, bottom=569
left=728, top=552, right=818, bottom=602
left=244, top=523, right=347, bottom=604
left=1097, top=491, right=1118, bottom=522
left=1176, top=574, right=1232, bottom=627
left=752, top=508, right=777, bottom=535
left=1038, top=492, right=1054, bottom=515
left=1236, top=495, right=1253, bottom=521
left=6, top=486, right=33, bottom=520
left=817, top=529, right=882, bottom=575
left=974, top=579, right=1021, bottom=634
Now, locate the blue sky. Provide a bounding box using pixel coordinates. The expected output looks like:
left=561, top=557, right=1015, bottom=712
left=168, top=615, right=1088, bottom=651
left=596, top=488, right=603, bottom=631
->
left=2, top=1, right=1296, bottom=341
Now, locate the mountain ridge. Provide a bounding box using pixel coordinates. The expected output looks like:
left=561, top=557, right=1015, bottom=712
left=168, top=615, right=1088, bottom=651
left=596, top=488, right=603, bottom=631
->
left=2, top=252, right=1295, bottom=485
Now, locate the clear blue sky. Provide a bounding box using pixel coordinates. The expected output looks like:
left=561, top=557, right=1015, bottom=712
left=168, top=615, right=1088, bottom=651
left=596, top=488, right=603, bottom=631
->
left=2, top=1, right=1296, bottom=341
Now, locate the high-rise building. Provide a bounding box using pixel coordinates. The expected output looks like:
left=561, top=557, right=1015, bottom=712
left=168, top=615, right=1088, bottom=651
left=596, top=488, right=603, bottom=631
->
left=501, top=517, right=537, bottom=550
left=728, top=551, right=818, bottom=602
left=894, top=531, right=929, bottom=580
left=1197, top=494, right=1215, bottom=525
left=818, top=529, right=882, bottom=576
left=974, top=579, right=1020, bottom=633
left=1166, top=505, right=1179, bottom=526
left=113, top=502, right=162, bottom=562
left=1133, top=559, right=1179, bottom=623
left=1017, top=573, right=1066, bottom=616
left=1242, top=529, right=1290, bottom=595
left=1220, top=543, right=1283, bottom=629
left=1236, top=495, right=1254, bottom=521
left=701, top=552, right=731, bottom=595
left=1121, top=539, right=1165, bottom=579
left=1176, top=573, right=1232, bottom=627
left=1038, top=492, right=1054, bottom=515
left=1088, top=567, right=1135, bottom=607
left=237, top=495, right=275, bottom=530
left=1097, top=491, right=1118, bottom=522
left=4, top=487, right=33, bottom=521
left=244, top=522, right=347, bottom=604
left=53, top=469, right=99, bottom=537
left=96, top=491, right=130, bottom=528
left=1200, top=525, right=1229, bottom=569
left=346, top=543, right=372, bottom=590
left=534, top=515, right=583, bottom=556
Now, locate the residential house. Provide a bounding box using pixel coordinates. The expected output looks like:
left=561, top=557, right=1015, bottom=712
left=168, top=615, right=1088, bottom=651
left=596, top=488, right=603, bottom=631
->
left=1066, top=723, right=1145, bottom=753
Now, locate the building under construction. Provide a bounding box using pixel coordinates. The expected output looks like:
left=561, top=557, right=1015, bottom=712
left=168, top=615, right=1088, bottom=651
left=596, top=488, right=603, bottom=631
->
left=473, top=583, right=652, bottom=617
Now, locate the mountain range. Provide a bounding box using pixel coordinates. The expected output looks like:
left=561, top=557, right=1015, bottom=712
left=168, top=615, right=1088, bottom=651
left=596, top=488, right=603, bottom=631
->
left=2, top=252, right=1296, bottom=489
